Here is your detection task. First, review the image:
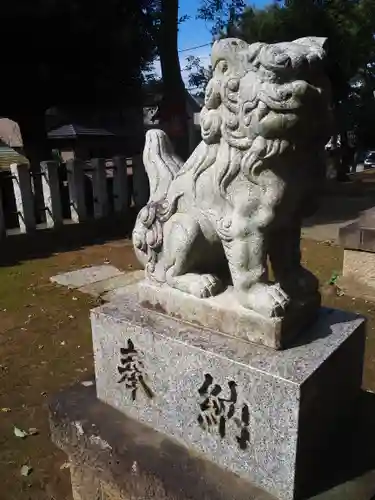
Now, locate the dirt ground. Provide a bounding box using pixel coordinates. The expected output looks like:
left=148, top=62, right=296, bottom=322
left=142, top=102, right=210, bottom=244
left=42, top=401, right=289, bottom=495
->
left=1, top=235, right=375, bottom=500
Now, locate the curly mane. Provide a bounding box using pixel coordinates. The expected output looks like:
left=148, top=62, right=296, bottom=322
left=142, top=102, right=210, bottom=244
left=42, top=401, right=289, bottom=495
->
left=191, top=37, right=332, bottom=198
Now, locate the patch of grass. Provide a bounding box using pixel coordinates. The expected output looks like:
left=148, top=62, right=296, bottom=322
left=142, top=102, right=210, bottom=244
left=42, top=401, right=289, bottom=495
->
left=0, top=240, right=139, bottom=500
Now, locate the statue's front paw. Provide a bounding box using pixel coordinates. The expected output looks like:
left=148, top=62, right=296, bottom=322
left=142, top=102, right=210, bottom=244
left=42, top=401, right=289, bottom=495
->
left=240, top=283, right=289, bottom=318
left=190, top=274, right=224, bottom=298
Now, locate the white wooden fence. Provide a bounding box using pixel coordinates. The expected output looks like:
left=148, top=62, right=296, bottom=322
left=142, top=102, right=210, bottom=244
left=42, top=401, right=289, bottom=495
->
left=0, top=156, right=149, bottom=238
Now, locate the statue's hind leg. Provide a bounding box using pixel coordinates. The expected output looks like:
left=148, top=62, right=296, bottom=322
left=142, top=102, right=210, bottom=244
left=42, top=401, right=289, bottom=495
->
left=268, top=221, right=319, bottom=299
left=162, top=214, right=223, bottom=298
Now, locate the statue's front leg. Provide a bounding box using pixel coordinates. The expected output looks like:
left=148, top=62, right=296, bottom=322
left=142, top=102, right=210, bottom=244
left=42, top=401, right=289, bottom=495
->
left=222, top=232, right=289, bottom=318
left=267, top=222, right=319, bottom=299
left=162, top=214, right=223, bottom=298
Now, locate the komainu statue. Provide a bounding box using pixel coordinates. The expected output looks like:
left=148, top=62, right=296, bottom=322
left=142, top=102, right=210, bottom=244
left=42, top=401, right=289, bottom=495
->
left=133, top=37, right=332, bottom=320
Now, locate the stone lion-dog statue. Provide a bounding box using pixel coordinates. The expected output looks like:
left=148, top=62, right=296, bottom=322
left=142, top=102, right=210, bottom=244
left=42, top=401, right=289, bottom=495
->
left=133, top=37, right=332, bottom=320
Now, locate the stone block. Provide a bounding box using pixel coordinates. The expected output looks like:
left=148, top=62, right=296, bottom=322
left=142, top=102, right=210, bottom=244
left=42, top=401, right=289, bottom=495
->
left=49, top=383, right=375, bottom=500
left=359, top=207, right=375, bottom=228
left=91, top=290, right=365, bottom=500
left=338, top=221, right=361, bottom=250
left=342, top=249, right=375, bottom=288
left=360, top=228, right=375, bottom=253
left=336, top=276, right=375, bottom=303
left=137, top=280, right=320, bottom=350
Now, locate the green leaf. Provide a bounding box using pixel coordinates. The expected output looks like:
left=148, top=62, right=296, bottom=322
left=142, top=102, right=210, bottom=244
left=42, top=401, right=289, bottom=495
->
left=328, top=272, right=339, bottom=285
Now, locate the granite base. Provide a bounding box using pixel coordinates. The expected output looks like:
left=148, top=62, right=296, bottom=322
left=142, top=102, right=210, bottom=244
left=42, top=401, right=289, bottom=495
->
left=91, top=291, right=365, bottom=500
left=49, top=384, right=375, bottom=500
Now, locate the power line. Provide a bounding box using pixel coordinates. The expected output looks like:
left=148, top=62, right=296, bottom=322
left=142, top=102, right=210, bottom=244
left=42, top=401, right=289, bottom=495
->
left=178, top=42, right=212, bottom=53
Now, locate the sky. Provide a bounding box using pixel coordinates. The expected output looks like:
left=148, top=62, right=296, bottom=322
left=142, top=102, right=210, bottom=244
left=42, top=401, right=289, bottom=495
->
left=152, top=0, right=273, bottom=86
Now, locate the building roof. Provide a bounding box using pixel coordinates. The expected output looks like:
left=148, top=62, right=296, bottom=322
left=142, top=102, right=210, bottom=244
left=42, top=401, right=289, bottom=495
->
left=0, top=141, right=28, bottom=170
left=48, top=124, right=115, bottom=139
left=0, top=118, right=23, bottom=148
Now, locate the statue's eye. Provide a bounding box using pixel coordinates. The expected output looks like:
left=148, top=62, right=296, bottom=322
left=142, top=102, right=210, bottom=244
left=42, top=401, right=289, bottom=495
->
left=217, top=60, right=228, bottom=74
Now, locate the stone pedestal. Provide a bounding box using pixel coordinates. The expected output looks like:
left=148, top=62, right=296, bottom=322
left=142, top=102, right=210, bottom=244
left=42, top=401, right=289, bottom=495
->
left=49, top=383, right=375, bottom=500
left=91, top=289, right=365, bottom=500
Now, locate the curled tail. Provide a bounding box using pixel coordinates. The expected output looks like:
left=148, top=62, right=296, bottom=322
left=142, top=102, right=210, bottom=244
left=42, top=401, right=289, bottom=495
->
left=133, top=129, right=183, bottom=273
left=143, top=129, right=183, bottom=202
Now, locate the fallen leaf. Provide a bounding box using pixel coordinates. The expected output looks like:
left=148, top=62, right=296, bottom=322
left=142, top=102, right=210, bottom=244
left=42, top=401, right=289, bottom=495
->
left=1, top=408, right=11, bottom=412
left=28, top=428, right=39, bottom=436
left=81, top=381, right=94, bottom=387
left=60, top=462, right=71, bottom=470
left=20, top=465, right=33, bottom=476
left=328, top=271, right=339, bottom=285
left=14, top=427, right=28, bottom=439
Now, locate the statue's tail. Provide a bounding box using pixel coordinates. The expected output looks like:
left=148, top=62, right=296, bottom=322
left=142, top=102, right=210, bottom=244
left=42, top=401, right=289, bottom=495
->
left=133, top=129, right=183, bottom=272
left=143, top=129, right=183, bottom=202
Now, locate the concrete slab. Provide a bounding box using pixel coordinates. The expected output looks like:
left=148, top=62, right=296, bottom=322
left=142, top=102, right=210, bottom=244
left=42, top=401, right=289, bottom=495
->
left=78, top=270, right=144, bottom=297
left=50, top=265, right=123, bottom=289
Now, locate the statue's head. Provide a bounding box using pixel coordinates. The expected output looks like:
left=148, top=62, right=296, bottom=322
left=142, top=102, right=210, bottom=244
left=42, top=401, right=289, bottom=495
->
left=200, top=37, right=332, bottom=158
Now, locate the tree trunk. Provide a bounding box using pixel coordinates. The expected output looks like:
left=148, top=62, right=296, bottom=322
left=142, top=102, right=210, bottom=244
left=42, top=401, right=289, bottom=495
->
left=158, top=0, right=189, bottom=160
left=15, top=112, right=51, bottom=169
left=337, top=131, right=350, bottom=182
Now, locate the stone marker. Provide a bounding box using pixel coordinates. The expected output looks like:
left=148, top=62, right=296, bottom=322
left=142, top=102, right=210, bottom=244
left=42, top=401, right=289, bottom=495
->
left=339, top=207, right=375, bottom=300
left=51, top=37, right=369, bottom=500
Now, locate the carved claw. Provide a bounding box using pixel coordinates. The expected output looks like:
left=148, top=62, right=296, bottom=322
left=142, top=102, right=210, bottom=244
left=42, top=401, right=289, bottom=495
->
left=167, top=273, right=223, bottom=299
left=239, top=283, right=289, bottom=318
left=194, top=274, right=224, bottom=298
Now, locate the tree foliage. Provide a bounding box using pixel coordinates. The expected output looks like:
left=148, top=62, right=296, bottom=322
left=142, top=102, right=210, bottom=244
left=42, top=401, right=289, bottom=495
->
left=239, top=0, right=375, bottom=107
left=237, top=0, right=375, bottom=176
left=197, top=0, right=246, bottom=37
left=0, top=0, right=155, bottom=119
left=185, top=56, right=212, bottom=97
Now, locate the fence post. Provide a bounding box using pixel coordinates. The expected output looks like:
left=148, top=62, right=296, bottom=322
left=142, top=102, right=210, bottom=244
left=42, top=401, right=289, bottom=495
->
left=112, top=156, right=129, bottom=214
left=91, top=158, right=109, bottom=218
left=66, top=159, right=87, bottom=223
left=0, top=184, right=6, bottom=238
left=132, top=154, right=149, bottom=210
left=10, top=163, right=36, bottom=233
left=40, top=161, right=63, bottom=228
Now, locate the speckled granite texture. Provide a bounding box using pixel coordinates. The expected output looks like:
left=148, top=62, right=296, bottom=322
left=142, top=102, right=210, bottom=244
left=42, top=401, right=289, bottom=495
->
left=91, top=293, right=365, bottom=500
left=137, top=280, right=320, bottom=350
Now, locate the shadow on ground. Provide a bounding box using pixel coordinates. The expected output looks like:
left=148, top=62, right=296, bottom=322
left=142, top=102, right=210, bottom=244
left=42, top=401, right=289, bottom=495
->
left=0, top=211, right=137, bottom=267
left=303, top=191, right=375, bottom=229
left=296, top=389, right=375, bottom=499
